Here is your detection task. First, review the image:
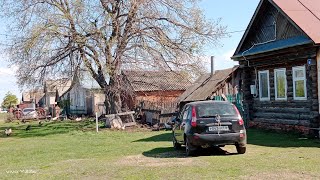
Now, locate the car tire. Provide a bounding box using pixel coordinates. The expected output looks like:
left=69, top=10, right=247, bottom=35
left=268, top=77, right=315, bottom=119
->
left=236, top=145, right=246, bottom=154
left=173, top=136, right=181, bottom=150
left=185, top=138, right=196, bottom=156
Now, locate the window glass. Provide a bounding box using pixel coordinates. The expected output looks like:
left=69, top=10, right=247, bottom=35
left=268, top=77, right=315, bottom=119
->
left=293, top=66, right=306, bottom=100
left=259, top=70, right=270, bottom=100
left=196, top=103, right=237, bottom=117
left=275, top=69, right=287, bottom=100
left=295, top=80, right=305, bottom=97
left=295, top=69, right=304, bottom=78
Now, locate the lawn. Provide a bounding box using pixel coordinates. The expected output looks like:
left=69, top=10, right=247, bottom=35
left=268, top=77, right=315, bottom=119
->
left=1, top=120, right=320, bottom=180
left=0, top=113, right=8, bottom=122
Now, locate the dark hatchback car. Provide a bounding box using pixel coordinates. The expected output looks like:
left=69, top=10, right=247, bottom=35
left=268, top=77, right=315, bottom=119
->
left=172, top=100, right=247, bottom=156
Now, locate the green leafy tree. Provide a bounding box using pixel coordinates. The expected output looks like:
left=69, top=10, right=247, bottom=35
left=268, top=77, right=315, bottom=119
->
left=1, top=91, right=18, bottom=109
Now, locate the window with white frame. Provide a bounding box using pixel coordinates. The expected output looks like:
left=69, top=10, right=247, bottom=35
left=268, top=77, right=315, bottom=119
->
left=292, top=66, right=307, bottom=100
left=259, top=70, right=270, bottom=101
left=274, top=68, right=287, bottom=100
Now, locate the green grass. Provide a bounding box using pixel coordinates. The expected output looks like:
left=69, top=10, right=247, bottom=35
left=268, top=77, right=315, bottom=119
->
left=0, top=113, right=8, bottom=122
left=1, top=120, right=320, bottom=179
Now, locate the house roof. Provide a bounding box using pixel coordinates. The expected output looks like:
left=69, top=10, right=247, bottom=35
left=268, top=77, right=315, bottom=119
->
left=44, top=79, right=72, bottom=97
left=233, top=35, right=312, bottom=58
left=59, top=71, right=103, bottom=98
left=272, top=0, right=320, bottom=44
left=22, top=90, right=45, bottom=104
left=123, top=71, right=192, bottom=92
left=77, top=71, right=101, bottom=89
left=232, top=0, right=320, bottom=59
left=178, top=66, right=238, bottom=103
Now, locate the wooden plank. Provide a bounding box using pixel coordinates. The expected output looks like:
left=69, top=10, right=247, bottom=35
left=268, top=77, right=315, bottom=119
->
left=254, top=112, right=312, bottom=120
left=253, top=118, right=310, bottom=126
left=124, top=122, right=137, bottom=127
left=317, top=49, right=320, bottom=114
left=105, top=111, right=135, bottom=118
left=159, top=112, right=177, bottom=118
left=105, top=114, right=115, bottom=118
left=117, top=111, right=135, bottom=116
left=142, top=109, right=161, bottom=113
left=253, top=107, right=310, bottom=114
left=130, top=114, right=135, bottom=122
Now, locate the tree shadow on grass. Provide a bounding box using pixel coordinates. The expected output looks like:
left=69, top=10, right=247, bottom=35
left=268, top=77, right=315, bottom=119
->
left=247, top=129, right=320, bottom=148
left=142, top=146, right=238, bottom=158
left=133, top=132, right=172, bottom=142
left=0, top=120, right=97, bottom=138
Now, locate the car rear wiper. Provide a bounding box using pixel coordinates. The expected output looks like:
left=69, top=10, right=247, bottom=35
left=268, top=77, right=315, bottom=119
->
left=199, top=115, right=216, bottom=118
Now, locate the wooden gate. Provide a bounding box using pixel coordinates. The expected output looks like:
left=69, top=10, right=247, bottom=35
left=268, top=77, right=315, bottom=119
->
left=213, top=93, right=248, bottom=127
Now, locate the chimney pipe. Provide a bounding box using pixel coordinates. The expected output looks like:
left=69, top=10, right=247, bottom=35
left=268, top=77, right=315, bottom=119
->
left=211, top=56, right=215, bottom=75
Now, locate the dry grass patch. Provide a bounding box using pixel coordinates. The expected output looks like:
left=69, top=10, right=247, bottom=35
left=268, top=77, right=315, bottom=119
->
left=116, top=154, right=206, bottom=167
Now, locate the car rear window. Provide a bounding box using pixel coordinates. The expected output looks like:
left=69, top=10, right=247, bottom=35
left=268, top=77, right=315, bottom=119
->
left=23, top=109, right=35, bottom=113
left=196, top=103, right=237, bottom=117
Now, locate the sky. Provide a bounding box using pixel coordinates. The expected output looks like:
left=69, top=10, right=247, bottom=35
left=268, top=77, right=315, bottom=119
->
left=0, top=0, right=260, bottom=102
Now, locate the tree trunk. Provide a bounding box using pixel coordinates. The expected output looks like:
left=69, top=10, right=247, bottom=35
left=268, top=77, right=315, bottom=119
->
left=104, top=74, right=122, bottom=115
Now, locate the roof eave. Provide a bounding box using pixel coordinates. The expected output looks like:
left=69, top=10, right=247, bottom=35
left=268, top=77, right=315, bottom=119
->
left=232, top=40, right=313, bottom=59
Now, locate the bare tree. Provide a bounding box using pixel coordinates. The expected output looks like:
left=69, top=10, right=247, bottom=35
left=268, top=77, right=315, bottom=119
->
left=1, top=0, right=227, bottom=114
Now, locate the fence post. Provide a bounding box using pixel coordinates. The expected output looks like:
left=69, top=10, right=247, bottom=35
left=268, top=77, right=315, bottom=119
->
left=96, top=112, right=99, bottom=132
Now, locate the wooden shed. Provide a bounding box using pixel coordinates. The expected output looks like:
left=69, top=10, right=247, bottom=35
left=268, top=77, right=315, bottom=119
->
left=60, top=72, right=105, bottom=117
left=231, top=0, right=320, bottom=136
left=178, top=66, right=241, bottom=106
left=123, top=70, right=192, bottom=113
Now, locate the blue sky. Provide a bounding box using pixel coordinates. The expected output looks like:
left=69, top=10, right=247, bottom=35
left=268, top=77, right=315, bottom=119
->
left=0, top=0, right=260, bottom=102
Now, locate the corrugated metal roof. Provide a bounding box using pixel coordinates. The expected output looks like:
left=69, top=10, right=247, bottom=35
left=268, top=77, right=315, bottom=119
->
left=233, top=35, right=312, bottom=58
left=178, top=66, right=238, bottom=102
left=272, top=0, right=320, bottom=44
left=123, top=71, right=192, bottom=92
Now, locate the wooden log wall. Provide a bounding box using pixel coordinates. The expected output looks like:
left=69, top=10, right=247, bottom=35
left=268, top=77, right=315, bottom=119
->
left=239, top=46, right=319, bottom=135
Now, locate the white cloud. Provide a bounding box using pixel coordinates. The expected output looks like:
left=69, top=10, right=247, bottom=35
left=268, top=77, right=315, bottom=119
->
left=0, top=66, right=17, bottom=76
left=215, top=49, right=238, bottom=70
left=203, top=49, right=238, bottom=72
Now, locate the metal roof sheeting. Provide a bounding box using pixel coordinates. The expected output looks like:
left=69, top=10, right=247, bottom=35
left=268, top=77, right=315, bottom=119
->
left=233, top=35, right=312, bottom=58
left=232, top=0, right=320, bottom=59
left=272, top=0, right=320, bottom=44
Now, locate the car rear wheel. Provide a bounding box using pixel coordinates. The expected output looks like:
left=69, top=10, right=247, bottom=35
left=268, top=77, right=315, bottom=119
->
left=185, top=138, right=196, bottom=156
left=173, top=136, right=181, bottom=150
left=236, top=144, right=246, bottom=154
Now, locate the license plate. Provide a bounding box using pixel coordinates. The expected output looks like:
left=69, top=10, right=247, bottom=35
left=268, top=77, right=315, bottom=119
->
left=209, top=126, right=229, bottom=131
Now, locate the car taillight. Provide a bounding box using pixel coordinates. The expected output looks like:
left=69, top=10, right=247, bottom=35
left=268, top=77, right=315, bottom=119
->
left=191, top=106, right=197, bottom=127
left=233, top=105, right=244, bottom=126
left=238, top=118, right=244, bottom=126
